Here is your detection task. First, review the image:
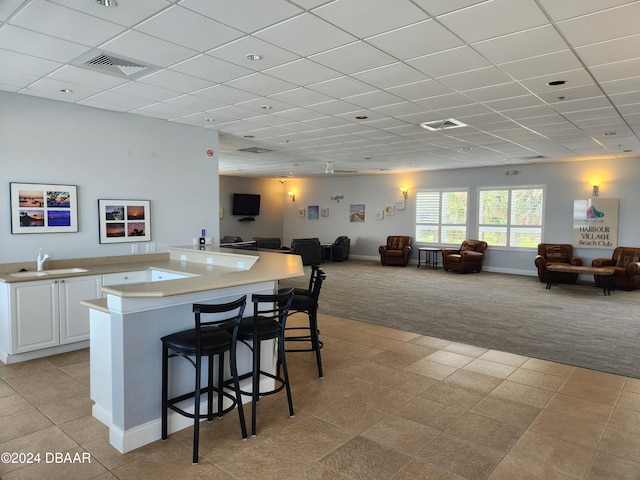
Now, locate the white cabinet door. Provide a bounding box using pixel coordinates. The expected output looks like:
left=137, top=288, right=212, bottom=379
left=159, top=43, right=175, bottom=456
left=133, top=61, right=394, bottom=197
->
left=59, top=275, right=102, bottom=344
left=11, top=280, right=59, bottom=353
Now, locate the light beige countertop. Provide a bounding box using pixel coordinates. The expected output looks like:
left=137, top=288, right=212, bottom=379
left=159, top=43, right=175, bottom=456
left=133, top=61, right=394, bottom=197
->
left=1, top=247, right=305, bottom=298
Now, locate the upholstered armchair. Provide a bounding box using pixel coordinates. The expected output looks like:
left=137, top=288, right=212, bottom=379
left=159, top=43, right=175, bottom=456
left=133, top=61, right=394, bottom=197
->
left=290, top=238, right=323, bottom=266
left=592, top=247, right=640, bottom=291
left=442, top=240, right=488, bottom=273
left=535, top=243, right=583, bottom=283
left=330, top=236, right=350, bottom=262
left=379, top=236, right=412, bottom=266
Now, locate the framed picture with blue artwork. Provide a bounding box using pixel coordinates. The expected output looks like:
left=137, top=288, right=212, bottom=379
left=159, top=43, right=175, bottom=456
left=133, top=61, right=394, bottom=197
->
left=308, top=205, right=319, bottom=219
left=10, top=182, right=78, bottom=234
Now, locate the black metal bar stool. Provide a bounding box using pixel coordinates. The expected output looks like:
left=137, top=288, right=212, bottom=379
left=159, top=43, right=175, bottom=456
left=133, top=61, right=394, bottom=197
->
left=280, top=265, right=326, bottom=378
left=161, top=296, right=247, bottom=465
left=238, top=289, right=294, bottom=436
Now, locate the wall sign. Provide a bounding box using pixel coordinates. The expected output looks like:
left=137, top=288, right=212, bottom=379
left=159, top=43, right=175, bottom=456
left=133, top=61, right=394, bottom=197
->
left=572, top=198, right=619, bottom=249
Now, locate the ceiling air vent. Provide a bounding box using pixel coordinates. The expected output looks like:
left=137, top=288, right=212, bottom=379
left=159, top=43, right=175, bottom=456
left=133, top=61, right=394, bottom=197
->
left=238, top=147, right=273, bottom=154
left=71, top=51, right=158, bottom=79
left=419, top=118, right=467, bottom=131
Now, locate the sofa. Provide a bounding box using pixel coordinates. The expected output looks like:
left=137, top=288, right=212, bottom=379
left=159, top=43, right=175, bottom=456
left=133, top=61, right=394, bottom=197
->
left=442, top=239, right=488, bottom=273
left=290, top=238, right=323, bottom=265
left=330, top=236, right=350, bottom=262
left=253, top=237, right=282, bottom=250
left=592, top=246, right=640, bottom=291
left=379, top=236, right=412, bottom=266
left=534, top=243, right=583, bottom=283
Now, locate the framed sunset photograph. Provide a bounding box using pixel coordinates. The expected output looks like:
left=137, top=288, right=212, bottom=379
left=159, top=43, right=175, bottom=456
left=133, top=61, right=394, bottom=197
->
left=99, top=199, right=151, bottom=243
left=10, top=182, right=78, bottom=233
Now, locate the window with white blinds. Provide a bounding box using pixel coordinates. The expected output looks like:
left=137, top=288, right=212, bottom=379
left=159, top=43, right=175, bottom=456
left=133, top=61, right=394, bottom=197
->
left=415, top=190, right=468, bottom=245
left=478, top=187, right=544, bottom=247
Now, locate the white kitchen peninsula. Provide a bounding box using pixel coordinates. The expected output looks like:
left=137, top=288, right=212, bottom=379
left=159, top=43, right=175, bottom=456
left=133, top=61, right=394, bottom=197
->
left=83, top=246, right=303, bottom=454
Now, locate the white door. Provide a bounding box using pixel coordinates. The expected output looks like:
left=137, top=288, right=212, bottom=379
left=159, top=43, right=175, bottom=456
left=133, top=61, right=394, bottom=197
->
left=12, top=280, right=59, bottom=353
left=59, top=275, right=102, bottom=344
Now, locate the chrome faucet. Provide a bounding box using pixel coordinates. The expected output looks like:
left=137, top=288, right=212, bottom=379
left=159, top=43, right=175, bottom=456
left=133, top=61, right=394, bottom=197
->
left=37, top=248, right=50, bottom=271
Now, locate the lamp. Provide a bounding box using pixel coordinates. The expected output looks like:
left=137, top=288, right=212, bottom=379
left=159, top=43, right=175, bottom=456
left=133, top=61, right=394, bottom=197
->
left=401, top=187, right=408, bottom=199
left=591, top=180, right=601, bottom=197
left=288, top=191, right=295, bottom=202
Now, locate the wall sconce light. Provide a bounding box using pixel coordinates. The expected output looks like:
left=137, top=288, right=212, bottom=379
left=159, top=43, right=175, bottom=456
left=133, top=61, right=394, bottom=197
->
left=288, top=191, right=295, bottom=202
left=401, top=187, right=408, bottom=199
left=331, top=195, right=344, bottom=203
left=591, top=180, right=601, bottom=197
left=325, top=162, right=334, bottom=174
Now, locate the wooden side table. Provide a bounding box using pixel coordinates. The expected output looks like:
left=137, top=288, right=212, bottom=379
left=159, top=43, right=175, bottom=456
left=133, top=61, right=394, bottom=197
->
left=418, top=247, right=441, bottom=270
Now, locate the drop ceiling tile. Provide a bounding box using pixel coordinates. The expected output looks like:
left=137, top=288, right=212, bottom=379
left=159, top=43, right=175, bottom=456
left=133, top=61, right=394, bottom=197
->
left=438, top=0, right=548, bottom=43
left=372, top=101, right=429, bottom=117
left=463, top=82, right=532, bottom=102
left=101, top=30, right=196, bottom=68
left=11, top=0, right=125, bottom=46
left=600, top=77, right=640, bottom=95
left=207, top=105, right=262, bottom=122
left=170, top=54, right=252, bottom=83
left=0, top=25, right=88, bottom=63
left=255, top=13, right=356, bottom=56
left=352, top=63, right=428, bottom=90
left=314, top=0, right=429, bottom=39
left=0, top=68, right=39, bottom=90
left=343, top=90, right=405, bottom=109
left=111, top=81, right=181, bottom=102
left=307, top=76, right=376, bottom=97
left=304, top=116, right=354, bottom=129
left=192, top=84, right=259, bottom=104
left=20, top=77, right=102, bottom=102
left=49, top=0, right=171, bottom=28
left=386, top=79, right=455, bottom=102
left=163, top=94, right=225, bottom=111
left=47, top=65, right=129, bottom=89
left=289, top=0, right=333, bottom=9
left=575, top=34, right=640, bottom=67
left=589, top=58, right=640, bottom=83
left=484, top=94, right=545, bottom=112
left=263, top=58, right=341, bottom=86
left=134, top=101, right=200, bottom=120
left=550, top=96, right=613, bottom=114
left=307, top=99, right=361, bottom=116
left=407, top=46, right=490, bottom=78
left=181, top=0, right=302, bottom=34
left=207, top=36, right=299, bottom=70
left=78, top=90, right=156, bottom=112
left=138, top=69, right=211, bottom=93
left=498, top=50, right=583, bottom=81
left=309, top=41, right=396, bottom=75
left=0, top=49, right=61, bottom=76
left=538, top=0, right=634, bottom=21
left=556, top=3, right=640, bottom=47
left=235, top=96, right=297, bottom=114
left=438, top=66, right=512, bottom=91
left=225, top=72, right=297, bottom=97
left=519, top=69, right=595, bottom=93
left=0, top=0, right=25, bottom=21
left=472, top=26, right=569, bottom=65
left=269, top=88, right=333, bottom=108
left=366, top=19, right=463, bottom=60
left=271, top=107, right=326, bottom=122
left=136, top=5, right=243, bottom=52
left=414, top=92, right=474, bottom=110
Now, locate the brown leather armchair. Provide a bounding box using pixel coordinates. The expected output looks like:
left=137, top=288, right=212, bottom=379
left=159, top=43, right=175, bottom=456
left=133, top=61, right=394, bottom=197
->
left=535, top=243, right=583, bottom=283
left=592, top=247, right=640, bottom=291
left=379, top=236, right=412, bottom=266
left=442, top=240, right=487, bottom=273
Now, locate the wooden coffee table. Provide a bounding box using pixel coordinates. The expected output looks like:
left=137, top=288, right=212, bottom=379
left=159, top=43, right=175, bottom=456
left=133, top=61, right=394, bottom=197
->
left=546, top=264, right=615, bottom=295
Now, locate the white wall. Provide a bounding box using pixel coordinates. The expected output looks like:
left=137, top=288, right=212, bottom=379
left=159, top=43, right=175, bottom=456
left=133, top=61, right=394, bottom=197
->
left=218, top=176, right=285, bottom=244
left=279, top=157, right=640, bottom=275
left=0, top=91, right=219, bottom=264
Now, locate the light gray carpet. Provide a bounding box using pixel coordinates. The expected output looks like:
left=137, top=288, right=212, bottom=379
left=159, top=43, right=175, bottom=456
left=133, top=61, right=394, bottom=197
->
left=280, top=259, right=640, bottom=379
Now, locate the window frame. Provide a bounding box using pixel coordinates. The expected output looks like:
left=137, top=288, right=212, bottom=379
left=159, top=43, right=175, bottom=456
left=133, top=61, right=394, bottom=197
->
left=415, top=188, right=469, bottom=246
left=477, top=185, right=545, bottom=249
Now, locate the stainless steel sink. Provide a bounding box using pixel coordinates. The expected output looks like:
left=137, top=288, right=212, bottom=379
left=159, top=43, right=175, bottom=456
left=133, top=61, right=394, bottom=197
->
left=9, top=267, right=89, bottom=278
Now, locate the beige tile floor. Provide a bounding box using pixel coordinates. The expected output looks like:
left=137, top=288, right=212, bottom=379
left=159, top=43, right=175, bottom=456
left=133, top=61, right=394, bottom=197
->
left=1, top=312, right=639, bottom=480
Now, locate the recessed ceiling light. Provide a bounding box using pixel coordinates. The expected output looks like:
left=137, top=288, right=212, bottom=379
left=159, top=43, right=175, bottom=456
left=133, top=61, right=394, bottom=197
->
left=261, top=105, right=272, bottom=110
left=355, top=115, right=368, bottom=120
left=59, top=89, right=73, bottom=93
left=204, top=118, right=213, bottom=122
left=547, top=80, right=567, bottom=86
left=244, top=135, right=254, bottom=138
left=604, top=132, right=616, bottom=136
left=96, top=0, right=117, bottom=6
left=460, top=146, right=472, bottom=151
left=246, top=54, right=262, bottom=61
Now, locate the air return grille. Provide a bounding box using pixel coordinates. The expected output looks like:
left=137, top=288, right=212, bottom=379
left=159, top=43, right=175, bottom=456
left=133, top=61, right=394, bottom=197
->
left=419, top=118, right=467, bottom=131
left=72, top=51, right=158, bottom=79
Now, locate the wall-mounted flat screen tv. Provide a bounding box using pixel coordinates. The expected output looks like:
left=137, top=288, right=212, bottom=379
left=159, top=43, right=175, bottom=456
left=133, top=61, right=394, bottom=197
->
left=232, top=193, right=260, bottom=216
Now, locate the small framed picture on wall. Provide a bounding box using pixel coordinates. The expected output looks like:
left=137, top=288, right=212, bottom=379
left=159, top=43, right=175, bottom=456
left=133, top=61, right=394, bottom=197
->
left=98, top=199, right=151, bottom=243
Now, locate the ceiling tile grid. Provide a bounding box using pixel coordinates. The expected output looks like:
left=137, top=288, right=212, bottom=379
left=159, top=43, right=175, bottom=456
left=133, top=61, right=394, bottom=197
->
left=0, top=0, right=638, bottom=177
